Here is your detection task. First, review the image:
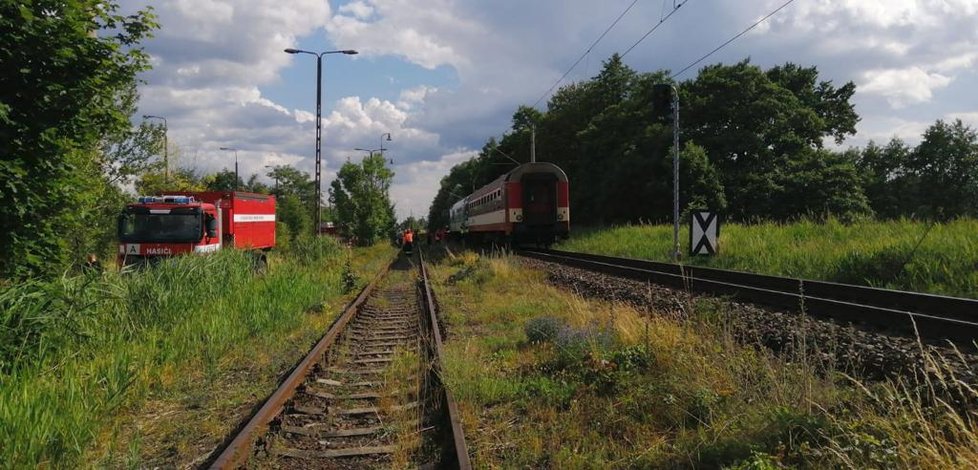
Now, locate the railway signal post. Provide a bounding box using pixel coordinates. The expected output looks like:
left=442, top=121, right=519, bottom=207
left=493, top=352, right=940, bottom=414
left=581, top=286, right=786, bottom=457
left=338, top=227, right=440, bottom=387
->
left=653, top=83, right=681, bottom=261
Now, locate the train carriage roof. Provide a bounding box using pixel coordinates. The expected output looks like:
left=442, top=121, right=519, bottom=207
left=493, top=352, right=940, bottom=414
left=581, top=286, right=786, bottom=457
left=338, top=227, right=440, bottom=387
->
left=449, top=162, right=569, bottom=208
left=503, top=162, right=568, bottom=183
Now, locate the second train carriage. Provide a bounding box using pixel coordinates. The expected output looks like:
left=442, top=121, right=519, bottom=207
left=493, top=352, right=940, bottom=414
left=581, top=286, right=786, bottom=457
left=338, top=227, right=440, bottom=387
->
left=448, top=162, right=569, bottom=246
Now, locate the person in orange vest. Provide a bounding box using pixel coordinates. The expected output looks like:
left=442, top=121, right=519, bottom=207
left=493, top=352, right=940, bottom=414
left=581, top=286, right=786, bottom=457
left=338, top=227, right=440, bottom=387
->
left=403, top=228, right=414, bottom=254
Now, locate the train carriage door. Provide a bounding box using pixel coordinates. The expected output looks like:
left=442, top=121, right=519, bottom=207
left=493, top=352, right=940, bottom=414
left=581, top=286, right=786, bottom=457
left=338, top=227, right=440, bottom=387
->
left=522, top=174, right=558, bottom=226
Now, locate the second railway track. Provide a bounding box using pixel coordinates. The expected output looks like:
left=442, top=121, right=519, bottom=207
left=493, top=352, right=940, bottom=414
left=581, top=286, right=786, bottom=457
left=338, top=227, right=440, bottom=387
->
left=209, top=253, right=469, bottom=469
left=518, top=248, right=978, bottom=344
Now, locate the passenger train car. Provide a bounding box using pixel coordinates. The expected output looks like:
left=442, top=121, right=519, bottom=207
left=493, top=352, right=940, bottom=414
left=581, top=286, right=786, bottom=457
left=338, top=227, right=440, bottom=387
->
left=448, top=162, right=569, bottom=246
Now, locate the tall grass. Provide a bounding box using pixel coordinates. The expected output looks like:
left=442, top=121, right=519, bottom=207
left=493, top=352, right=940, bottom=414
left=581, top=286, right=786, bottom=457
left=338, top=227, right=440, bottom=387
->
left=559, top=218, right=978, bottom=298
left=0, top=238, right=349, bottom=468
left=431, top=252, right=978, bottom=468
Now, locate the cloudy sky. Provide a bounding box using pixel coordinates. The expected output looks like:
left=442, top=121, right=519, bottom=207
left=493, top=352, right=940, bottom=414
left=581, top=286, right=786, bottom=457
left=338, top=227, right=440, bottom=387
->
left=125, top=0, right=978, bottom=220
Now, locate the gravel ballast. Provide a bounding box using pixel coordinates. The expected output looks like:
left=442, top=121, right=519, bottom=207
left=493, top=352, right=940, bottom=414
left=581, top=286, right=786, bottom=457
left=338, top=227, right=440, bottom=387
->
left=519, top=256, right=978, bottom=391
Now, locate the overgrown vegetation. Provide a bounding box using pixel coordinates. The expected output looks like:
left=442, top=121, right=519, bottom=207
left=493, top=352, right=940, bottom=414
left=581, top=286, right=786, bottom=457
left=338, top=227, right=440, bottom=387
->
left=0, top=239, right=393, bottom=467
left=0, top=0, right=157, bottom=278
left=430, top=252, right=978, bottom=468
left=558, top=218, right=978, bottom=298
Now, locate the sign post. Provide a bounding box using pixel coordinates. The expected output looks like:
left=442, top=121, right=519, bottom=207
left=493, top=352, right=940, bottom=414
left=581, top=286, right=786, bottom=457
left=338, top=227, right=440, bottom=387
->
left=690, top=210, right=719, bottom=256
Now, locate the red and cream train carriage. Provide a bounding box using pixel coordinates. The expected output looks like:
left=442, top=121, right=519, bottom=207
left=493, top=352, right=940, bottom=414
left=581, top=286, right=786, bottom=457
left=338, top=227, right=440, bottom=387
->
left=449, top=162, right=569, bottom=246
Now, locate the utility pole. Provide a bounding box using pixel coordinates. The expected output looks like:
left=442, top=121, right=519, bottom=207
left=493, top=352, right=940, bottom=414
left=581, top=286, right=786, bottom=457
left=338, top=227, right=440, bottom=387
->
left=653, top=84, right=681, bottom=262
left=220, top=147, right=240, bottom=190
left=671, top=86, right=680, bottom=262
left=531, top=126, right=536, bottom=163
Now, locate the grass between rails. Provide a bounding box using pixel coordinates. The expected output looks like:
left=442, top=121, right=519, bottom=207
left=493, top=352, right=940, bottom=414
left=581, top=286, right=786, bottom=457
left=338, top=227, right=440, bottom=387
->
left=428, top=251, right=978, bottom=468
left=557, top=218, right=978, bottom=299
left=0, top=240, right=394, bottom=468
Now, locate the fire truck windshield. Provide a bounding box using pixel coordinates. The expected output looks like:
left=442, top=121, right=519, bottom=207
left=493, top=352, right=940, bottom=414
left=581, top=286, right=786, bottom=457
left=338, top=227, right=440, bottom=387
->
left=118, top=211, right=202, bottom=243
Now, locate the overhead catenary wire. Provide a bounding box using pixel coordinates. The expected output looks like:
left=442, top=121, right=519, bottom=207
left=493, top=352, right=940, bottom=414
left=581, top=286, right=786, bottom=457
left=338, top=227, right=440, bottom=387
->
left=620, top=0, right=692, bottom=59
left=531, top=0, right=642, bottom=108
left=670, top=0, right=798, bottom=79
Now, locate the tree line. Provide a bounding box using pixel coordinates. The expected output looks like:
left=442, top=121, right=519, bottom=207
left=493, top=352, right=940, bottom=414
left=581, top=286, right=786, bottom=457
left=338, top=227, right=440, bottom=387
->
left=427, top=55, right=978, bottom=230
left=0, top=0, right=396, bottom=279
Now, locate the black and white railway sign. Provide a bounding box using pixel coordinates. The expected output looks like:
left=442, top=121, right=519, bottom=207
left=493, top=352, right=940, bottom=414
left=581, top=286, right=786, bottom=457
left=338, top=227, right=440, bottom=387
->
left=690, top=211, right=719, bottom=256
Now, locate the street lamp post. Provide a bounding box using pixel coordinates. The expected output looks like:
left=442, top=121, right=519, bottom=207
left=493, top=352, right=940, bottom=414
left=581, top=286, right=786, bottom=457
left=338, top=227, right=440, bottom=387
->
left=355, top=147, right=381, bottom=157
left=219, top=147, right=239, bottom=190
left=142, top=115, right=168, bottom=182
left=284, top=47, right=358, bottom=235
left=379, top=132, right=391, bottom=157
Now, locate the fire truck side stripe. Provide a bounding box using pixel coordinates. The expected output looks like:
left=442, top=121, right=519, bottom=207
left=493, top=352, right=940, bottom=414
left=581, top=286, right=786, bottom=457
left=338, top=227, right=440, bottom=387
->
left=233, top=214, right=276, bottom=222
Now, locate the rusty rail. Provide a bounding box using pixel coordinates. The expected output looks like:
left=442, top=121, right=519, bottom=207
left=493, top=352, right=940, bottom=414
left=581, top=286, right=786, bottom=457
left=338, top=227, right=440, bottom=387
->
left=208, top=258, right=393, bottom=469
left=418, top=249, right=472, bottom=469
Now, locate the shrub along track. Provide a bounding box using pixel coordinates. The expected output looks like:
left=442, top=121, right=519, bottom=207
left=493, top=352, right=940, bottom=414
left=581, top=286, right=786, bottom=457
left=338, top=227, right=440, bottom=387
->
left=208, top=254, right=469, bottom=469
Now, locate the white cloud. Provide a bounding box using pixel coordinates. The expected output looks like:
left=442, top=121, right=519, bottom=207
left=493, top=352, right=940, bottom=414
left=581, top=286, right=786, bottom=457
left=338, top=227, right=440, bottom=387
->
left=853, top=116, right=932, bottom=145
left=860, top=67, right=953, bottom=107
left=338, top=1, right=374, bottom=20
left=947, top=112, right=978, bottom=129
left=390, top=149, right=478, bottom=219
left=397, top=85, right=437, bottom=110
left=327, top=0, right=473, bottom=70
left=760, top=0, right=978, bottom=111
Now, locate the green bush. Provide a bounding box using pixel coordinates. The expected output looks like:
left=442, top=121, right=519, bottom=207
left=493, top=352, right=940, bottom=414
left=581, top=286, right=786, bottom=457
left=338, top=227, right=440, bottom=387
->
left=289, top=234, right=342, bottom=264
left=524, top=316, right=563, bottom=344
left=727, top=452, right=784, bottom=470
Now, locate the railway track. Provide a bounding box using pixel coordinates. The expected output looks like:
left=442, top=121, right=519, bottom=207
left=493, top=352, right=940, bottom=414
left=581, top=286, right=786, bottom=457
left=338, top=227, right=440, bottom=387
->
left=209, top=254, right=470, bottom=469
left=518, top=249, right=978, bottom=344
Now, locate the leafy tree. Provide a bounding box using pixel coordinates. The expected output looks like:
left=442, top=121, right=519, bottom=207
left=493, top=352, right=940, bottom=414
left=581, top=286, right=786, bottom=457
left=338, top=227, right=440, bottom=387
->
left=204, top=169, right=243, bottom=191
left=277, top=194, right=312, bottom=243
left=329, top=154, right=396, bottom=245
left=765, top=63, right=858, bottom=145
left=265, top=165, right=316, bottom=236
left=0, top=1, right=157, bottom=277
left=267, top=165, right=315, bottom=203
left=778, top=148, right=871, bottom=221
left=100, top=88, right=166, bottom=186
left=678, top=142, right=726, bottom=213
left=135, top=167, right=207, bottom=195
left=907, top=119, right=978, bottom=219
left=857, top=139, right=915, bottom=219
left=245, top=174, right=270, bottom=194
left=682, top=60, right=860, bottom=220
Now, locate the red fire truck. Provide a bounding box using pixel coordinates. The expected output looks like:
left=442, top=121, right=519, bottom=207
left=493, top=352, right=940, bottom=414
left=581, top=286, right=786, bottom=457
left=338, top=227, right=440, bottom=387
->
left=117, top=191, right=276, bottom=268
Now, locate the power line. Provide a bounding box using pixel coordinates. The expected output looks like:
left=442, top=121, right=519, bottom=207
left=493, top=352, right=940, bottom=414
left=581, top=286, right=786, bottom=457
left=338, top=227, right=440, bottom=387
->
left=620, top=0, right=692, bottom=58
left=531, top=0, right=641, bottom=108
left=670, top=0, right=797, bottom=79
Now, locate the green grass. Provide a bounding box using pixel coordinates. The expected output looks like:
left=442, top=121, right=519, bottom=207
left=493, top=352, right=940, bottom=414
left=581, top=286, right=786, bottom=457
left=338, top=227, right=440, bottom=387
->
left=558, top=218, right=978, bottom=298
left=0, top=239, right=394, bottom=468
left=429, top=251, right=978, bottom=468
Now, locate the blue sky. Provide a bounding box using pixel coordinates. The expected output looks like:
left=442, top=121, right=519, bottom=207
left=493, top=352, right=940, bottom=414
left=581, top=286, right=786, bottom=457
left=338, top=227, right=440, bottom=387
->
left=128, top=0, right=978, bottom=219
left=263, top=50, right=459, bottom=125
